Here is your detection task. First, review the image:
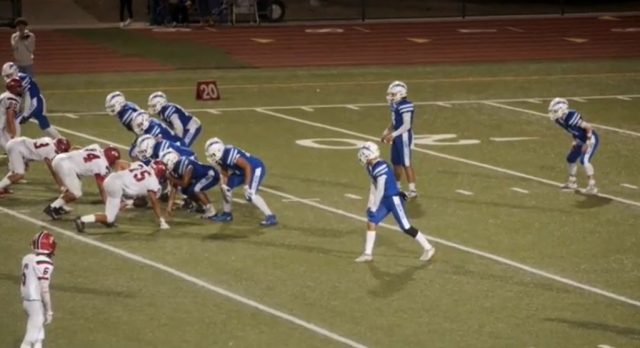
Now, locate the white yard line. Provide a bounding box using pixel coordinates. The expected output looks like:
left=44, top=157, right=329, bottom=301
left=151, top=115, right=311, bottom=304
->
left=62, top=113, right=79, bottom=119
left=616, top=96, right=632, bottom=101
left=345, top=105, right=360, bottom=110
left=282, top=198, right=321, bottom=202
left=206, top=110, right=221, bottom=114
left=0, top=205, right=368, bottom=348
left=255, top=108, right=640, bottom=209
left=435, top=102, right=452, bottom=107
left=455, top=190, right=474, bottom=195
left=47, top=94, right=640, bottom=116
left=621, top=183, right=638, bottom=189
left=572, top=98, right=587, bottom=102
left=48, top=124, right=640, bottom=309
left=482, top=101, right=640, bottom=138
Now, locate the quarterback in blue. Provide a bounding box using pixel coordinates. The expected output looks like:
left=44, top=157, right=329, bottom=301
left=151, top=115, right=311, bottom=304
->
left=204, top=137, right=277, bottom=226
left=549, top=98, right=599, bottom=194
left=380, top=81, right=417, bottom=198
left=356, top=141, right=435, bottom=263
left=131, top=110, right=187, bottom=147
left=148, top=92, right=202, bottom=147
left=160, top=151, right=220, bottom=219
left=105, top=91, right=141, bottom=132
left=2, top=62, right=61, bottom=139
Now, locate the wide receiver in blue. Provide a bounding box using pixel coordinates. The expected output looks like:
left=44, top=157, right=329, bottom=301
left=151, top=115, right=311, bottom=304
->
left=204, top=137, right=277, bottom=226
left=380, top=81, right=417, bottom=198
left=356, top=141, right=435, bottom=263
left=548, top=98, right=599, bottom=195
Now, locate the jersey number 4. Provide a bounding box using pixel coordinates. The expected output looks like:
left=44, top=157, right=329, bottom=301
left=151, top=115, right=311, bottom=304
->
left=83, top=153, right=101, bottom=163
left=129, top=168, right=151, bottom=182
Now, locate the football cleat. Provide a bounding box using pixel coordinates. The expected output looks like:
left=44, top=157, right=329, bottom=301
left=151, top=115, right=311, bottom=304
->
left=260, top=214, right=278, bottom=227
left=420, top=247, right=436, bottom=262
left=355, top=254, right=373, bottom=263
left=74, top=217, right=86, bottom=233
left=210, top=212, right=233, bottom=222
left=583, top=186, right=598, bottom=195
left=407, top=190, right=418, bottom=199
left=560, top=182, right=578, bottom=190
left=43, top=205, right=60, bottom=220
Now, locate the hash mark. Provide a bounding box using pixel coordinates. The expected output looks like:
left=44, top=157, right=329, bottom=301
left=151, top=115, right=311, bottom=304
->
left=621, top=183, right=638, bottom=189
left=344, top=194, right=362, bottom=199
left=282, top=198, right=321, bottom=202
left=455, top=190, right=473, bottom=195
left=301, top=107, right=314, bottom=112
left=510, top=187, right=529, bottom=193
left=617, top=96, right=632, bottom=101
left=345, top=105, right=360, bottom=110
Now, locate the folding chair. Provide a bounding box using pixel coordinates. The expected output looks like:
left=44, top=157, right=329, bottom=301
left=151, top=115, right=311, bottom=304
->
left=230, top=0, right=259, bottom=25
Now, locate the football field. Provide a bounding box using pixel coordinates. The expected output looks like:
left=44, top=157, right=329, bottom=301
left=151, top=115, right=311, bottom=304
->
left=1, top=59, right=639, bottom=348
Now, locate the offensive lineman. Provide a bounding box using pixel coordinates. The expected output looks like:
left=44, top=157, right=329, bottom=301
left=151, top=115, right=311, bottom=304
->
left=43, top=144, right=121, bottom=219
left=20, top=230, right=57, bottom=348
left=74, top=160, right=169, bottom=232
left=380, top=81, right=418, bottom=198
left=148, top=91, right=202, bottom=147
left=355, top=141, right=435, bottom=262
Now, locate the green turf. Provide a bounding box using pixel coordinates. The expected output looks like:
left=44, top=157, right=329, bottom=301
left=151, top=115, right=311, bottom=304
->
left=2, top=59, right=640, bottom=348
left=63, top=28, right=248, bottom=69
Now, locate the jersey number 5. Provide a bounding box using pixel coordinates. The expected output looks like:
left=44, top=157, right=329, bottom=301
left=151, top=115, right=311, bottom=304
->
left=83, top=153, right=101, bottom=163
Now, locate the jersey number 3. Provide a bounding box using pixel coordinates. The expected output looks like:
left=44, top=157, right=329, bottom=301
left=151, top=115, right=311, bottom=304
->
left=34, top=141, right=49, bottom=149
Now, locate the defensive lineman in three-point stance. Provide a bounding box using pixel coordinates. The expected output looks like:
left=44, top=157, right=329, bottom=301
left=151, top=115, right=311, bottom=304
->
left=20, top=230, right=57, bottom=348
left=380, top=81, right=418, bottom=198
left=548, top=98, right=599, bottom=194
left=355, top=141, right=435, bottom=262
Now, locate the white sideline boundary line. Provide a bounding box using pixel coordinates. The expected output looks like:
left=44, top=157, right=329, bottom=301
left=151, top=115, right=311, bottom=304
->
left=47, top=121, right=640, bottom=309
left=254, top=109, right=640, bottom=209
left=47, top=94, right=640, bottom=116
left=483, top=101, right=640, bottom=138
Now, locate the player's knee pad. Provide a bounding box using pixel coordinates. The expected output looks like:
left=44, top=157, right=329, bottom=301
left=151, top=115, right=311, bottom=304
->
left=583, top=162, right=595, bottom=176
left=402, top=226, right=419, bottom=238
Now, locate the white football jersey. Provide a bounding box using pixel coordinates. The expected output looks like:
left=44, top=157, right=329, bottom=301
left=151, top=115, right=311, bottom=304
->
left=0, top=91, right=20, bottom=130
left=9, top=136, right=58, bottom=162
left=20, top=253, right=54, bottom=301
left=58, top=144, right=110, bottom=177
left=107, top=164, right=161, bottom=198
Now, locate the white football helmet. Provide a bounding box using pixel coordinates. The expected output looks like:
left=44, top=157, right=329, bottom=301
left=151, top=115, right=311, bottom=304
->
left=548, top=97, right=569, bottom=120
left=105, top=91, right=126, bottom=115
left=159, top=150, right=179, bottom=170
left=148, top=91, right=168, bottom=114
left=131, top=110, right=151, bottom=135
left=2, top=62, right=18, bottom=81
left=386, top=81, right=408, bottom=103
left=136, top=135, right=156, bottom=160
left=358, top=141, right=380, bottom=165
left=204, top=137, right=225, bottom=164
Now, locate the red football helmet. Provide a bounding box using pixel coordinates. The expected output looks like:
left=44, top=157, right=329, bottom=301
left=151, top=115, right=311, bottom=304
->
left=150, top=160, right=167, bottom=179
left=54, top=137, right=71, bottom=154
left=5, top=77, right=22, bottom=95
left=31, top=230, right=57, bottom=255
left=103, top=146, right=121, bottom=165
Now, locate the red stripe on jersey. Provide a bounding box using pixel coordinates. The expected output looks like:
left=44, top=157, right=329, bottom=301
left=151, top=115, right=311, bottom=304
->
left=37, top=277, right=49, bottom=280
left=95, top=174, right=105, bottom=184
left=36, top=260, right=53, bottom=266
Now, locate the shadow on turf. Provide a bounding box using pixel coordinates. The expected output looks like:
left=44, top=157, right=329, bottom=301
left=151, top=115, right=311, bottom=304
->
left=545, top=318, right=640, bottom=340
left=366, top=262, right=431, bottom=298
left=574, top=192, right=613, bottom=209
left=429, top=194, right=574, bottom=214
left=0, top=273, right=135, bottom=298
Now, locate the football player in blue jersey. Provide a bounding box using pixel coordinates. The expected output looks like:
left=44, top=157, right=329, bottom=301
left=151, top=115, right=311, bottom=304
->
left=131, top=110, right=187, bottom=147
left=136, top=134, right=195, bottom=164
left=2, top=62, right=60, bottom=139
left=355, top=141, right=435, bottom=263
left=160, top=150, right=220, bottom=218
left=148, top=92, right=202, bottom=147
left=380, top=81, right=417, bottom=198
left=548, top=98, right=599, bottom=194
left=204, top=137, right=277, bottom=226
left=105, top=91, right=141, bottom=132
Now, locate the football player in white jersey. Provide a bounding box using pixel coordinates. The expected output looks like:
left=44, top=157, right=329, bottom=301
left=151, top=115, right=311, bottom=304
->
left=20, top=230, right=57, bottom=348
left=43, top=144, right=122, bottom=220
left=0, top=136, right=71, bottom=195
left=74, top=160, right=170, bottom=232
left=0, top=77, right=21, bottom=153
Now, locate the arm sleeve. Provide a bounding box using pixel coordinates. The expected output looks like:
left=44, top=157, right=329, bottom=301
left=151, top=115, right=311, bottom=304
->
left=22, top=89, right=32, bottom=116
left=370, top=175, right=386, bottom=210
left=169, top=114, right=184, bottom=137
left=391, top=113, right=412, bottom=137
left=367, top=183, right=376, bottom=208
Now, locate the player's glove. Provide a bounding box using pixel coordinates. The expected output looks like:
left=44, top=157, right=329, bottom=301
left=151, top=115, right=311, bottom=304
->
left=243, top=185, right=254, bottom=202
left=45, top=311, right=53, bottom=325
left=18, top=113, right=30, bottom=124
left=220, top=184, right=232, bottom=202
left=366, top=208, right=377, bottom=220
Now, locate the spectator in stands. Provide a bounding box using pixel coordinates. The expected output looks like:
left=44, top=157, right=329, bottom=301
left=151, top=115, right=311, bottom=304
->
left=168, top=0, right=191, bottom=26
left=10, top=17, right=34, bottom=76
left=197, top=0, right=214, bottom=26
left=120, top=0, right=134, bottom=27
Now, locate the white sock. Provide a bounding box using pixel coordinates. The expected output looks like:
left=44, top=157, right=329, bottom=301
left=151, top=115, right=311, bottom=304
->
left=80, top=214, right=96, bottom=223
left=221, top=193, right=232, bottom=213
left=364, top=231, right=376, bottom=255
left=204, top=204, right=216, bottom=215
left=583, top=162, right=594, bottom=176
left=568, top=163, right=578, bottom=177
left=408, top=183, right=416, bottom=191
left=414, top=232, right=433, bottom=250
left=588, top=179, right=596, bottom=187
left=0, top=176, right=11, bottom=189
left=50, top=198, right=66, bottom=208
left=44, top=127, right=61, bottom=139
left=251, top=194, right=273, bottom=216
left=396, top=181, right=402, bottom=189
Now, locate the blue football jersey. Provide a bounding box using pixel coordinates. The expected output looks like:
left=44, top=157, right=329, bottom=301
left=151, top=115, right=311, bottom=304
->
left=555, top=110, right=597, bottom=145
left=116, top=102, right=141, bottom=132
left=18, top=73, right=40, bottom=98
left=172, top=157, right=219, bottom=182
left=218, top=145, right=262, bottom=174
left=390, top=99, right=414, bottom=132
left=367, top=159, right=400, bottom=197
left=158, top=103, right=196, bottom=131
left=151, top=140, right=195, bottom=160
left=145, top=118, right=183, bottom=144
